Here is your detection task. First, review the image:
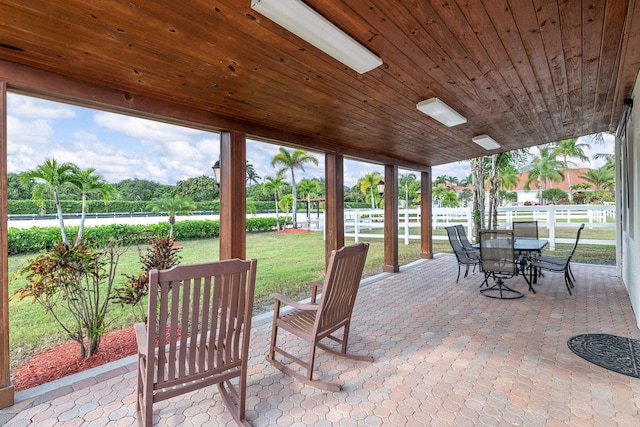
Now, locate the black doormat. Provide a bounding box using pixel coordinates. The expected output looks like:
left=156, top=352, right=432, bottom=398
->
left=567, top=334, right=640, bottom=378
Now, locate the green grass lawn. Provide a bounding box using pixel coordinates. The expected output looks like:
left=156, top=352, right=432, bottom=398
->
left=7, top=229, right=614, bottom=371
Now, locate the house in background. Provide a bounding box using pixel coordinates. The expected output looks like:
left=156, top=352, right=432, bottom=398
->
left=513, top=168, right=593, bottom=204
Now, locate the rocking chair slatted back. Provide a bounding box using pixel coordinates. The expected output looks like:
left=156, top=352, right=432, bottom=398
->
left=136, top=258, right=257, bottom=426
left=315, top=243, right=369, bottom=334
left=268, top=242, right=372, bottom=391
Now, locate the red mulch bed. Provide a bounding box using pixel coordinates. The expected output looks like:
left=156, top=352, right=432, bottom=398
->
left=13, top=327, right=138, bottom=391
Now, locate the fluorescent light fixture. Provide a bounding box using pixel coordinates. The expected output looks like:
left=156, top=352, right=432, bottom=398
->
left=472, top=134, right=501, bottom=150
left=251, top=0, right=383, bottom=74
left=416, top=98, right=467, bottom=127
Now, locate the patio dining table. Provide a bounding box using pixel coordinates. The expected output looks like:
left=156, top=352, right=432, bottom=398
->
left=472, top=238, right=548, bottom=253
left=473, top=238, right=548, bottom=292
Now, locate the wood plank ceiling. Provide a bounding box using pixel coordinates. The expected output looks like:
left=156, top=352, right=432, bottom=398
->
left=0, top=0, right=638, bottom=170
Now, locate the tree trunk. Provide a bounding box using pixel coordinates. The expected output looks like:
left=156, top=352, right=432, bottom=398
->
left=564, top=154, right=572, bottom=201
left=54, top=190, right=69, bottom=246
left=88, top=335, right=100, bottom=357
left=291, top=169, right=298, bottom=228
left=488, top=154, right=499, bottom=229
left=274, top=194, right=280, bottom=230
left=169, top=216, right=175, bottom=238
left=75, top=193, right=87, bottom=247
left=471, top=157, right=485, bottom=241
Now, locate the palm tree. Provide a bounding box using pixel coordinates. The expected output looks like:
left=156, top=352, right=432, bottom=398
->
left=459, top=188, right=472, bottom=207
left=440, top=190, right=459, bottom=208
left=20, top=158, right=76, bottom=246
left=434, top=175, right=458, bottom=189
left=552, top=138, right=590, bottom=201
left=297, top=178, right=323, bottom=226
left=580, top=167, right=615, bottom=191
left=246, top=161, right=261, bottom=186
left=68, top=167, right=116, bottom=246
left=278, top=193, right=293, bottom=226
left=147, top=195, right=197, bottom=238
left=524, top=145, right=565, bottom=203
left=262, top=173, right=286, bottom=230
left=487, top=152, right=526, bottom=228
left=357, top=172, right=382, bottom=209
left=398, top=173, right=417, bottom=209
left=459, top=174, right=473, bottom=187
left=593, top=152, right=615, bottom=171
left=497, top=164, right=520, bottom=191
left=432, top=185, right=449, bottom=207
left=270, top=148, right=319, bottom=228
left=345, top=185, right=366, bottom=204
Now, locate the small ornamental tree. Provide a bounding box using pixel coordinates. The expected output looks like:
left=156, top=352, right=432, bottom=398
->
left=147, top=196, right=196, bottom=238
left=111, top=234, right=182, bottom=322
left=12, top=239, right=124, bottom=358
left=541, top=188, right=568, bottom=204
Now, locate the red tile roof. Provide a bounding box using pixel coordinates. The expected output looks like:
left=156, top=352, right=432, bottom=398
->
left=512, top=168, right=592, bottom=191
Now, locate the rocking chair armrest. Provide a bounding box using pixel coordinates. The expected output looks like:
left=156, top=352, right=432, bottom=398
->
left=309, top=280, right=323, bottom=303
left=270, top=293, right=320, bottom=311
left=134, top=322, right=148, bottom=356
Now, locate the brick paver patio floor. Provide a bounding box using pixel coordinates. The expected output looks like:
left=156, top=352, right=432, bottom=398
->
left=2, top=254, right=639, bottom=426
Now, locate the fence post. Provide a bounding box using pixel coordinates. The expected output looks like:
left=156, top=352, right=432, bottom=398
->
left=354, top=210, right=360, bottom=242
left=404, top=208, right=410, bottom=245
left=548, top=205, right=556, bottom=250
left=466, top=207, right=474, bottom=243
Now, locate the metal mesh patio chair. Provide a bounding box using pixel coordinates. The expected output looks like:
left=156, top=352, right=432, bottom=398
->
left=446, top=226, right=480, bottom=282
left=512, top=220, right=539, bottom=240
left=454, top=224, right=480, bottom=258
left=512, top=220, right=541, bottom=276
left=479, top=229, right=522, bottom=299
left=529, top=224, right=585, bottom=294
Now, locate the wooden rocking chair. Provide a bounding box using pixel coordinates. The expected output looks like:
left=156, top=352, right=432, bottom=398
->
left=135, top=259, right=257, bottom=426
left=267, top=242, right=372, bottom=391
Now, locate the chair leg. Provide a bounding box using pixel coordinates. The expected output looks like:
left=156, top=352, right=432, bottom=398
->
left=564, top=270, right=573, bottom=295
left=306, top=342, right=318, bottom=381
left=522, top=262, right=535, bottom=293
left=480, top=272, right=490, bottom=288
left=464, top=264, right=470, bottom=278
left=568, top=264, right=575, bottom=283
left=456, top=264, right=461, bottom=283
left=218, top=375, right=247, bottom=426
left=136, top=356, right=153, bottom=427
left=268, top=303, right=280, bottom=360
left=480, top=276, right=523, bottom=299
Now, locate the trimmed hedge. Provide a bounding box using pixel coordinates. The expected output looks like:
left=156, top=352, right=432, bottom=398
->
left=7, top=199, right=318, bottom=214
left=8, top=217, right=287, bottom=255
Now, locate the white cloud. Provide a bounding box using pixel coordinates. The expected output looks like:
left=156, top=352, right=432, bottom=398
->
left=8, top=94, right=76, bottom=120
left=7, top=116, right=54, bottom=148
left=432, top=162, right=470, bottom=181
left=94, top=112, right=203, bottom=142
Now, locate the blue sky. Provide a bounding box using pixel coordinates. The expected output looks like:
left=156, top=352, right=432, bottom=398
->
left=6, top=93, right=614, bottom=187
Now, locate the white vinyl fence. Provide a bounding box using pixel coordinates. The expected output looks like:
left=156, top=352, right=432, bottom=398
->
left=345, top=205, right=616, bottom=250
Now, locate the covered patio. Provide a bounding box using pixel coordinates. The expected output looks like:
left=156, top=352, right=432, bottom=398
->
left=1, top=256, right=638, bottom=426
left=2, top=0, right=640, bottom=419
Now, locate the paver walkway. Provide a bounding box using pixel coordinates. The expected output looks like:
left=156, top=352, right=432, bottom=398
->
left=2, top=254, right=639, bottom=426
